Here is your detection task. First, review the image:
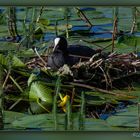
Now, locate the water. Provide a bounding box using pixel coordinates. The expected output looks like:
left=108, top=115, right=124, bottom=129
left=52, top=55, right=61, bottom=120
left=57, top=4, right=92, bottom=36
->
left=0, top=7, right=135, bottom=43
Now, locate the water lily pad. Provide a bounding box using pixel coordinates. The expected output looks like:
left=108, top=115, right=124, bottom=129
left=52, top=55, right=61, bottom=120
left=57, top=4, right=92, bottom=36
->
left=28, top=73, right=53, bottom=114
left=106, top=105, right=138, bottom=128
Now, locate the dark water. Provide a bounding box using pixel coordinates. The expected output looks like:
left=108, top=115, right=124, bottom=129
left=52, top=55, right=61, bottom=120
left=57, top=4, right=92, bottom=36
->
left=0, top=7, right=137, bottom=43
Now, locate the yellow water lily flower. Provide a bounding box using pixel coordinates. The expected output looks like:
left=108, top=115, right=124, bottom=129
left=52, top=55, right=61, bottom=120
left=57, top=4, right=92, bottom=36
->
left=59, top=95, right=70, bottom=112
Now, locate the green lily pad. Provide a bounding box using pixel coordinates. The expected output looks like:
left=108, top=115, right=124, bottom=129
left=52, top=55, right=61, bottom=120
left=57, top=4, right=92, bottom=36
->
left=106, top=105, right=138, bottom=128
left=28, top=73, right=53, bottom=114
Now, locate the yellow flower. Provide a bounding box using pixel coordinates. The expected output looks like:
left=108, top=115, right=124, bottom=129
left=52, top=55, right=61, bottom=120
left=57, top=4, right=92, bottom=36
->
left=59, top=95, right=70, bottom=112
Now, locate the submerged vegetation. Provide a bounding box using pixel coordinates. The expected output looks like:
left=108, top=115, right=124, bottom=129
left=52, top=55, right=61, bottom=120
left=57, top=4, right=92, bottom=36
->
left=0, top=6, right=140, bottom=131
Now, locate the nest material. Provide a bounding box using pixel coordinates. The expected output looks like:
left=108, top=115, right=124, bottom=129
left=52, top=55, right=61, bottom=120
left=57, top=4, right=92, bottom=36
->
left=71, top=52, right=140, bottom=88
left=26, top=52, right=140, bottom=89
left=26, top=55, right=48, bottom=69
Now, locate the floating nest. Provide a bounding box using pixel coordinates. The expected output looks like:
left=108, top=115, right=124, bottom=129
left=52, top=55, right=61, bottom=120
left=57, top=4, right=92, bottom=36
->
left=26, top=51, right=140, bottom=90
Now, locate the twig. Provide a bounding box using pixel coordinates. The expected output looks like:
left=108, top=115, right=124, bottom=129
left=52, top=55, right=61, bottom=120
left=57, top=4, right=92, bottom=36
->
left=106, top=68, right=113, bottom=89
left=112, top=7, right=118, bottom=52
left=99, top=66, right=109, bottom=89
left=101, top=71, right=140, bottom=83
left=2, top=70, right=10, bottom=88
left=8, top=97, right=22, bottom=110
left=112, top=16, right=117, bottom=52
left=90, top=59, right=103, bottom=67
left=36, top=7, right=44, bottom=22
left=69, top=54, right=90, bottom=59
left=4, top=69, right=24, bottom=110
left=76, top=7, right=93, bottom=28
left=36, top=98, right=50, bottom=113
left=65, top=8, right=69, bottom=38
left=4, top=69, right=23, bottom=93
left=71, top=53, right=101, bottom=69
left=7, top=7, right=20, bottom=41
left=131, top=7, right=137, bottom=34
left=68, top=82, right=137, bottom=99
left=33, top=47, right=47, bottom=66
left=71, top=88, right=75, bottom=104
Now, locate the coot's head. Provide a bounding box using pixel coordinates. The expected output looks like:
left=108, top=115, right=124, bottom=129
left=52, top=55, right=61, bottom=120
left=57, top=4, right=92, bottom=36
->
left=53, top=36, right=68, bottom=53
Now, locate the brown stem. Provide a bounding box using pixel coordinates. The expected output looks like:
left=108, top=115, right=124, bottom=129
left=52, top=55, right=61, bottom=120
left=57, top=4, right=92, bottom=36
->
left=36, top=7, right=44, bottom=22
left=8, top=7, right=19, bottom=40
left=131, top=7, right=137, bottom=34
left=33, top=47, right=47, bottom=66
left=76, top=7, right=93, bottom=28
left=69, top=54, right=90, bottom=59
left=2, top=70, right=10, bottom=89
left=68, top=82, right=137, bottom=99
left=112, top=16, right=117, bottom=53
left=101, top=71, right=140, bottom=83
left=8, top=97, right=23, bottom=110
left=71, top=88, right=75, bottom=104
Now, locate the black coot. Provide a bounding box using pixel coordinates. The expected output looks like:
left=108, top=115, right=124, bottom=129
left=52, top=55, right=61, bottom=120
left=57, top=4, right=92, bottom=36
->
left=47, top=36, right=98, bottom=70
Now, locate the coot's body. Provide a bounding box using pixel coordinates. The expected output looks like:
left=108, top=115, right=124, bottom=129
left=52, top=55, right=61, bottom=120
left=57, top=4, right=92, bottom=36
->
left=68, top=45, right=96, bottom=57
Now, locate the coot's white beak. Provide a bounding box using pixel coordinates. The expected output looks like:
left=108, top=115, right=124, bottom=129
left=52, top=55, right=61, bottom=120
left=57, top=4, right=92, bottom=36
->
left=53, top=37, right=60, bottom=52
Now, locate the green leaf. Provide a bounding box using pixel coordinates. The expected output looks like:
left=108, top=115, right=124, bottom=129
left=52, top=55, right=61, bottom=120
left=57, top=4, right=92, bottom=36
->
left=4, top=111, right=28, bottom=124
left=113, top=83, right=140, bottom=102
left=34, top=27, right=43, bottom=40
left=85, top=91, right=119, bottom=105
left=12, top=56, right=26, bottom=68
left=118, top=35, right=137, bottom=46
left=28, top=73, right=53, bottom=114
left=137, top=22, right=140, bottom=31
left=84, top=118, right=115, bottom=131
left=38, top=19, right=50, bottom=26
left=106, top=105, right=138, bottom=128
left=0, top=42, right=20, bottom=51
left=0, top=53, right=8, bottom=66
left=11, top=113, right=66, bottom=130
left=0, top=54, right=25, bottom=68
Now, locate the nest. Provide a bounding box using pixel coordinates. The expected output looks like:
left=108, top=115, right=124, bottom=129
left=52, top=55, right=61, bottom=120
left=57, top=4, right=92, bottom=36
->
left=26, top=52, right=140, bottom=90
left=71, top=52, right=140, bottom=89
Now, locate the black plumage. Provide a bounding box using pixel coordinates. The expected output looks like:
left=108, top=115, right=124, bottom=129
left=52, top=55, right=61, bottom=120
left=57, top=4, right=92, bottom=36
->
left=47, top=36, right=98, bottom=70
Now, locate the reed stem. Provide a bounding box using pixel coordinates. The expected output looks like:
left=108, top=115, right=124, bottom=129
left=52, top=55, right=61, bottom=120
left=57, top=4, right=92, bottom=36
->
left=112, top=7, right=118, bottom=53
left=66, top=97, right=72, bottom=130
left=53, top=76, right=61, bottom=130
left=79, top=92, right=85, bottom=130
left=131, top=7, right=137, bottom=34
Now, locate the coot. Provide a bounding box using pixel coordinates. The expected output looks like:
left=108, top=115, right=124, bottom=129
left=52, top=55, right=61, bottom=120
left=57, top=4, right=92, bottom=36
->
left=47, top=36, right=99, bottom=70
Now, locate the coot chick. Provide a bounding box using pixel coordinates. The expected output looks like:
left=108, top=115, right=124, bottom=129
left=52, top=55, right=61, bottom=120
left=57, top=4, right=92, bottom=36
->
left=47, top=36, right=100, bottom=70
